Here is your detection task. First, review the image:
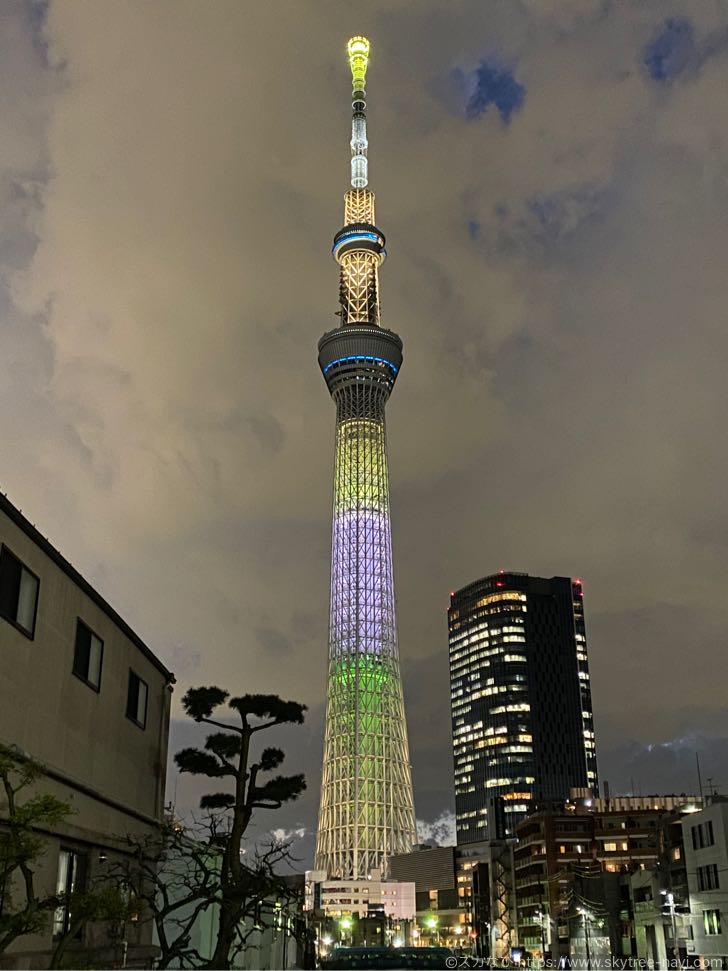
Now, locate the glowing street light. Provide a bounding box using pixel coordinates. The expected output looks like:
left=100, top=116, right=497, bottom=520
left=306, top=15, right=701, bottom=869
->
left=423, top=914, right=440, bottom=946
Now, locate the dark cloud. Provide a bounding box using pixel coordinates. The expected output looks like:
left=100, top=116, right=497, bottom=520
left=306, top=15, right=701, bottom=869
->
left=457, top=60, right=526, bottom=122
left=255, top=626, right=293, bottom=656
left=643, top=18, right=696, bottom=82
left=599, top=733, right=728, bottom=800
left=643, top=16, right=728, bottom=84
left=3, top=0, right=728, bottom=864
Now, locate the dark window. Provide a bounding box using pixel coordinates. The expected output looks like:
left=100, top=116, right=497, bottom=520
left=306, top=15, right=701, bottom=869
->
left=693, top=821, right=716, bottom=850
left=0, top=546, right=39, bottom=638
left=72, top=620, right=103, bottom=691
left=53, top=848, right=86, bottom=938
left=698, top=864, right=720, bottom=891
left=126, top=670, right=148, bottom=728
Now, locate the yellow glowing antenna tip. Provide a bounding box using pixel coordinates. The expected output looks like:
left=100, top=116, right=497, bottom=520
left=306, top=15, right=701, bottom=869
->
left=347, top=35, right=370, bottom=92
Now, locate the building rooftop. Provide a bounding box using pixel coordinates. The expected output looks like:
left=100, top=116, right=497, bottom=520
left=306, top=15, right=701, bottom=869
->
left=0, top=489, right=174, bottom=683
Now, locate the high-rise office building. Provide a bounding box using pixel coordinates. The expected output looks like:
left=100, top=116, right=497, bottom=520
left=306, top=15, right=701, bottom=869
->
left=448, top=572, right=598, bottom=843
left=314, top=37, right=417, bottom=881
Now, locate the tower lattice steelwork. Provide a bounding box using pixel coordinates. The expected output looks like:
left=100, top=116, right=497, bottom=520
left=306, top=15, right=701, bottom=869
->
left=314, top=37, right=417, bottom=881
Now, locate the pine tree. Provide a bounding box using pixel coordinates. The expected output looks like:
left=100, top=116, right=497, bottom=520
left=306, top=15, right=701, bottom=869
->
left=174, top=688, right=306, bottom=969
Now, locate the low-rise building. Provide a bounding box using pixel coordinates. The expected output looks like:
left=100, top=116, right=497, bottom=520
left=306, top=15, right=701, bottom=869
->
left=389, top=846, right=468, bottom=949
left=683, top=797, right=728, bottom=966
left=0, top=493, right=174, bottom=969
left=513, top=794, right=700, bottom=962
left=304, top=868, right=415, bottom=951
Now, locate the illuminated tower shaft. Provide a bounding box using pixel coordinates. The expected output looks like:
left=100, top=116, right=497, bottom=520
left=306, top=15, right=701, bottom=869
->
left=315, top=37, right=417, bottom=880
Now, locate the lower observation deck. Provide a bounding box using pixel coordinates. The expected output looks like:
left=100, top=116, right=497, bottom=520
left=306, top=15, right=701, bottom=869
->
left=318, top=324, right=403, bottom=398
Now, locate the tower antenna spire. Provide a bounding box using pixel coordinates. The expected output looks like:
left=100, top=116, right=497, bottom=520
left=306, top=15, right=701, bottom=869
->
left=347, top=36, right=370, bottom=188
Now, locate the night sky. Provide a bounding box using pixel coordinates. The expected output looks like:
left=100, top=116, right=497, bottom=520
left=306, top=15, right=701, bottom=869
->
left=2, top=1, right=728, bottom=865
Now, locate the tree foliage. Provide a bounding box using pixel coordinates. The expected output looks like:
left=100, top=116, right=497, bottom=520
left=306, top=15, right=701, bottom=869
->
left=0, top=745, right=133, bottom=967
left=0, top=745, right=72, bottom=955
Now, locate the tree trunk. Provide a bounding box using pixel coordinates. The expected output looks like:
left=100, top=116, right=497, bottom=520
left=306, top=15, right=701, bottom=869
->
left=207, top=898, right=239, bottom=970
left=48, top=918, right=85, bottom=970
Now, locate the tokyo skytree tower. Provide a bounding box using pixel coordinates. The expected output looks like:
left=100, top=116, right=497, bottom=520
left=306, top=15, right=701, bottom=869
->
left=314, top=37, right=417, bottom=881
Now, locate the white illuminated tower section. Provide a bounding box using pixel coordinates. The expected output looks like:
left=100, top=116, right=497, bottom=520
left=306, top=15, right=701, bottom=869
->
left=314, top=37, right=417, bottom=880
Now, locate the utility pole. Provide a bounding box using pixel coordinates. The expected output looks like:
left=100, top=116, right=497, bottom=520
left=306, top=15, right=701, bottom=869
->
left=535, top=909, right=546, bottom=958
left=578, top=907, right=592, bottom=968
left=661, top=890, right=679, bottom=967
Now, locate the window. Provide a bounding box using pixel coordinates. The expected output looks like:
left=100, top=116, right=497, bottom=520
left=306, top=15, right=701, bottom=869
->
left=72, top=620, right=103, bottom=691
left=698, top=864, right=720, bottom=892
left=0, top=546, right=39, bottom=638
left=604, top=842, right=617, bottom=852
left=703, top=909, right=721, bottom=936
left=53, top=849, right=86, bottom=938
left=126, top=670, right=148, bottom=728
left=692, top=821, right=716, bottom=850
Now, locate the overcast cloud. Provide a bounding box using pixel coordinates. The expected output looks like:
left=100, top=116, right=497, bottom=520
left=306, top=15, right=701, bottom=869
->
left=2, top=0, right=728, bottom=864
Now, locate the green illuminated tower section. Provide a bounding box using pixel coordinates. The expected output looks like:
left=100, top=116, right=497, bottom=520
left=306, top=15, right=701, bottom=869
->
left=314, top=37, right=417, bottom=880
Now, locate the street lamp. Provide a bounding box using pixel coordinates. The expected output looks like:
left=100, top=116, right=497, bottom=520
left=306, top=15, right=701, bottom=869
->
left=339, top=915, right=353, bottom=945
left=424, top=914, right=440, bottom=946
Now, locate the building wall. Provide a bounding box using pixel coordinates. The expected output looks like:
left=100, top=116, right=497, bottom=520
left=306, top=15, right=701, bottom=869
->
left=0, top=496, right=173, bottom=969
left=683, top=800, right=728, bottom=963
left=389, top=846, right=457, bottom=893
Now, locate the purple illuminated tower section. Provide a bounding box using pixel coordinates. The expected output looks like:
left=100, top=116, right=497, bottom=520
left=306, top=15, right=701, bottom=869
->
left=314, top=37, right=417, bottom=881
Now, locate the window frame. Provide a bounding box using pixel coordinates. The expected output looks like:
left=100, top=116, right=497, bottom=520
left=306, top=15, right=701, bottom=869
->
left=126, top=669, right=148, bottom=729
left=53, top=847, right=87, bottom=940
left=72, top=618, right=104, bottom=692
left=0, top=544, right=40, bottom=640
left=703, top=908, right=721, bottom=937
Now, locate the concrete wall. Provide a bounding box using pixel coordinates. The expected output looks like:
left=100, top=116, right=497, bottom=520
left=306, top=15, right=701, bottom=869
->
left=683, top=800, right=728, bottom=964
left=0, top=497, right=173, bottom=968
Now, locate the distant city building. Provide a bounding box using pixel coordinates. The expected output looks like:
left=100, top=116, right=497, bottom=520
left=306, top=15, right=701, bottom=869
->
left=683, top=796, right=728, bottom=966
left=389, top=846, right=466, bottom=949
left=456, top=838, right=517, bottom=961
left=304, top=868, right=415, bottom=952
left=304, top=870, right=415, bottom=922
left=0, top=492, right=174, bottom=969
left=513, top=794, right=701, bottom=961
left=389, top=837, right=516, bottom=959
left=448, top=572, right=598, bottom=842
